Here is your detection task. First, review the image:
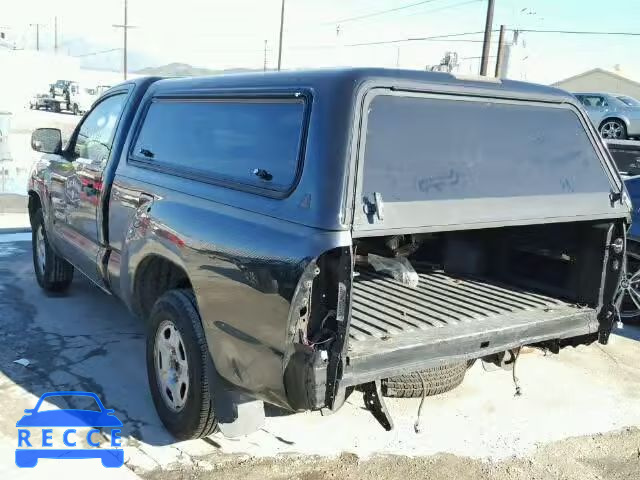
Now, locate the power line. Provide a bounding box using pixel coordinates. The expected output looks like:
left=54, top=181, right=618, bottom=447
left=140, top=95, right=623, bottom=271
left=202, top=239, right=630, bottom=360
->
left=322, top=0, right=440, bottom=25
left=411, top=0, right=483, bottom=17
left=321, top=0, right=481, bottom=28
left=72, top=48, right=121, bottom=58
left=517, top=28, right=640, bottom=37
left=338, top=25, right=640, bottom=51
left=287, top=37, right=499, bottom=50
left=346, top=30, right=489, bottom=47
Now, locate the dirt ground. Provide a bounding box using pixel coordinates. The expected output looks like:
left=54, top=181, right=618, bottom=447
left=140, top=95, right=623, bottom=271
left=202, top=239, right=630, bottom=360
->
left=145, top=427, right=640, bottom=480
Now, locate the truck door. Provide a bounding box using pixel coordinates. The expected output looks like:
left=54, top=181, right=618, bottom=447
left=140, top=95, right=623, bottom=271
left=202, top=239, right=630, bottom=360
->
left=50, top=92, right=128, bottom=285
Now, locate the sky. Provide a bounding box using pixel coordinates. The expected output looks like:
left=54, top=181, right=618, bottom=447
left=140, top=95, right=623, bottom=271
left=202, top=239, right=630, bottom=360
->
left=3, top=0, right=640, bottom=84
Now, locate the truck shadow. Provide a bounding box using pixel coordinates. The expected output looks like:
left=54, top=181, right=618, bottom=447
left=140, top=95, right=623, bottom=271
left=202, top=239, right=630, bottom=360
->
left=0, top=239, right=294, bottom=453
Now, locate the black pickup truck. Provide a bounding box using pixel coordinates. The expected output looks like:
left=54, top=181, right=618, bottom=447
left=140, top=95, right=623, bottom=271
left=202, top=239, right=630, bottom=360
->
left=27, top=69, right=630, bottom=439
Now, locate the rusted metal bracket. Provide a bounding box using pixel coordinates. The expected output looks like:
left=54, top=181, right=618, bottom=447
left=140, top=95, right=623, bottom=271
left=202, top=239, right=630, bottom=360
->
left=362, top=379, right=394, bottom=431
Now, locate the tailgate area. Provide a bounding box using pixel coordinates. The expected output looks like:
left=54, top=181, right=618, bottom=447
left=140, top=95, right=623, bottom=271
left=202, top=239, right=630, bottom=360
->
left=341, top=264, right=598, bottom=386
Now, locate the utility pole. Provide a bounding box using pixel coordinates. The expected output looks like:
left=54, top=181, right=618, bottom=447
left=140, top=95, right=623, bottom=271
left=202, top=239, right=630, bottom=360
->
left=479, top=0, right=495, bottom=75
left=54, top=16, right=58, bottom=53
left=494, top=24, right=506, bottom=78
left=263, top=40, right=268, bottom=72
left=277, top=0, right=285, bottom=70
left=113, top=0, right=135, bottom=80
left=30, top=23, right=44, bottom=51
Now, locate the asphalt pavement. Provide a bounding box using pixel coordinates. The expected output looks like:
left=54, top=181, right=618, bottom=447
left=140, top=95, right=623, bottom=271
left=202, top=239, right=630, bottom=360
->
left=0, top=233, right=638, bottom=479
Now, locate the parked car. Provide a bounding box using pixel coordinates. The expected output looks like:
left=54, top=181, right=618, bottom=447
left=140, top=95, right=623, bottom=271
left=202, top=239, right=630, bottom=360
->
left=573, top=92, right=640, bottom=140
left=606, top=139, right=640, bottom=322
left=27, top=69, right=629, bottom=438
left=29, top=94, right=48, bottom=110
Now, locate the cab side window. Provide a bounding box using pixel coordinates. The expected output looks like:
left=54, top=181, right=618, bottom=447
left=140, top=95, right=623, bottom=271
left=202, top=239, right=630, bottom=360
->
left=131, top=98, right=306, bottom=193
left=74, top=94, right=127, bottom=164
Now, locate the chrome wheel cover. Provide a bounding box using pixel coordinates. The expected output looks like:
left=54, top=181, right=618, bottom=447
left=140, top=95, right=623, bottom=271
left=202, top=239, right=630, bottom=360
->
left=601, top=121, right=624, bottom=139
left=614, top=254, right=640, bottom=320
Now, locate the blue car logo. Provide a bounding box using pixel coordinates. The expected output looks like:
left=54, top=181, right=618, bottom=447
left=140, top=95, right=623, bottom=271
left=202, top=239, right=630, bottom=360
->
left=16, top=391, right=124, bottom=468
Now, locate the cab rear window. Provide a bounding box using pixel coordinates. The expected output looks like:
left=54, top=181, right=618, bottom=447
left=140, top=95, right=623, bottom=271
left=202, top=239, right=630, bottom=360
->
left=131, top=98, right=306, bottom=193
left=362, top=95, right=611, bottom=202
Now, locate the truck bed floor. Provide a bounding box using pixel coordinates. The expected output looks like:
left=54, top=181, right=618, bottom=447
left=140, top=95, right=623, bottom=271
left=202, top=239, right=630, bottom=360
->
left=343, top=265, right=598, bottom=385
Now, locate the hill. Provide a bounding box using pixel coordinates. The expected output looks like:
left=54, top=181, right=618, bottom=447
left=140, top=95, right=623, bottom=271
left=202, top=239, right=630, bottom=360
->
left=135, top=63, right=259, bottom=77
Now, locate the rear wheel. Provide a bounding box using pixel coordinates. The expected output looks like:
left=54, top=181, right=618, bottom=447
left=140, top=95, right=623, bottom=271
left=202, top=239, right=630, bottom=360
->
left=381, top=362, right=467, bottom=398
left=32, top=208, right=74, bottom=292
left=72, top=103, right=79, bottom=115
left=146, top=289, right=218, bottom=440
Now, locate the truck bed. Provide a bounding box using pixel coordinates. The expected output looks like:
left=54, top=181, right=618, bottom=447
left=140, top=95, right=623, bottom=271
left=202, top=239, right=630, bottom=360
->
left=341, top=264, right=599, bottom=385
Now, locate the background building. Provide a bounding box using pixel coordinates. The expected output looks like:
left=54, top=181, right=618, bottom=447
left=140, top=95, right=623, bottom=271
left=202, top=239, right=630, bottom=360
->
left=553, top=68, right=640, bottom=98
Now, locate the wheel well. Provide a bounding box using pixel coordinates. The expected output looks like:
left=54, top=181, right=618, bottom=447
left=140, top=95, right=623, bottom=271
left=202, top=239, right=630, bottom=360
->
left=28, top=191, right=41, bottom=227
left=133, top=255, right=193, bottom=320
left=599, top=117, right=627, bottom=131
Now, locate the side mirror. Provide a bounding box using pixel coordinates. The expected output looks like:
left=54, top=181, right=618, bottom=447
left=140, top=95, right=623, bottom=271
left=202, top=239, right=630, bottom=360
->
left=31, top=128, right=62, bottom=154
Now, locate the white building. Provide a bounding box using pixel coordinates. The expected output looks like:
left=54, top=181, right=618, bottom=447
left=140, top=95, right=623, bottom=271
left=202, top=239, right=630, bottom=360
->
left=552, top=68, right=640, bottom=98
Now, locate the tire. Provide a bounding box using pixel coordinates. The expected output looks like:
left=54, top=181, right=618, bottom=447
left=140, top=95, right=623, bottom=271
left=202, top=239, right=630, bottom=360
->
left=600, top=119, right=627, bottom=140
left=72, top=103, right=79, bottom=115
left=146, top=289, right=218, bottom=440
left=615, top=242, right=640, bottom=323
left=32, top=208, right=74, bottom=292
left=381, top=362, right=467, bottom=398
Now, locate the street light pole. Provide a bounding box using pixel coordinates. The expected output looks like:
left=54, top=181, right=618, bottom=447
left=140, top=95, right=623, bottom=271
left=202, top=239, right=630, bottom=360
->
left=277, top=0, right=285, bottom=71
left=494, top=24, right=506, bottom=77
left=113, top=0, right=136, bottom=80
left=29, top=23, right=43, bottom=51
left=479, top=0, right=495, bottom=75
left=124, top=0, right=127, bottom=79
left=264, top=40, right=268, bottom=71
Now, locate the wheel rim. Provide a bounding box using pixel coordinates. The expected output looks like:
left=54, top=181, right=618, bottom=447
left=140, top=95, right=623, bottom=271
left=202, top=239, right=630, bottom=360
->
left=36, top=225, right=47, bottom=274
left=601, top=121, right=624, bottom=139
left=614, top=253, right=640, bottom=319
left=154, top=320, right=189, bottom=412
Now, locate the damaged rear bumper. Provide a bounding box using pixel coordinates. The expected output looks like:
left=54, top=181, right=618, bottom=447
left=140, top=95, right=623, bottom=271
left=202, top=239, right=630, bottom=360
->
left=284, top=306, right=599, bottom=411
